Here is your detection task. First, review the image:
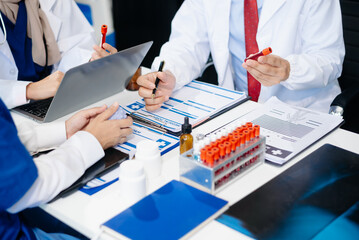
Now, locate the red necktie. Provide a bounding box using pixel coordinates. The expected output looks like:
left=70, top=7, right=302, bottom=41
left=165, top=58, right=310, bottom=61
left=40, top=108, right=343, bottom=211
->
left=244, top=0, right=260, bottom=102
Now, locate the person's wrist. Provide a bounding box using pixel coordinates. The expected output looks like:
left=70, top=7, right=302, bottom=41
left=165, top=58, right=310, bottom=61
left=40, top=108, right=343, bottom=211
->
left=26, top=83, right=34, bottom=100
left=65, top=120, right=70, bottom=139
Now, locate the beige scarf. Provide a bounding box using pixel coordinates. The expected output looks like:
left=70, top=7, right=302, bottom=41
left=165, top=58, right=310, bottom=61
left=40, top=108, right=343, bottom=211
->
left=0, top=0, right=61, bottom=66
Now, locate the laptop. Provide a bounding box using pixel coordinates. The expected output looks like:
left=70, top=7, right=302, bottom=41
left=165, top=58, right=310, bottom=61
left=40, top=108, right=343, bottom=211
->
left=13, top=41, right=153, bottom=122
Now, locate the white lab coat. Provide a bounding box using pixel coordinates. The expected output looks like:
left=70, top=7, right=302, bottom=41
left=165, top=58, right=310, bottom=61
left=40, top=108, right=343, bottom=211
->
left=0, top=0, right=96, bottom=109
left=153, top=0, right=345, bottom=112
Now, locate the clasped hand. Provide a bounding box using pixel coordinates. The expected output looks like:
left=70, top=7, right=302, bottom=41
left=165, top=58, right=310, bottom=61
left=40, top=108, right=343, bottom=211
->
left=65, top=102, right=133, bottom=150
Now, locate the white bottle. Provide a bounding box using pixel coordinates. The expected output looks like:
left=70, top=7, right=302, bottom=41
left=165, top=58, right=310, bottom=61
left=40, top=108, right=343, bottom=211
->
left=119, top=160, right=146, bottom=205
left=135, top=140, right=162, bottom=179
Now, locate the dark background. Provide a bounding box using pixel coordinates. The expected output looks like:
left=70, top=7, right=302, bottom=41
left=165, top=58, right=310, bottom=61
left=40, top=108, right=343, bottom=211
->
left=112, top=0, right=184, bottom=68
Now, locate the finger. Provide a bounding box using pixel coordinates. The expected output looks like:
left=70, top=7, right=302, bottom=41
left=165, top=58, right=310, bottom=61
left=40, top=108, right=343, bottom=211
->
left=136, top=74, right=156, bottom=89
left=91, top=52, right=101, bottom=61
left=118, top=136, right=128, bottom=144
left=155, top=90, right=170, bottom=99
left=54, top=70, right=64, bottom=79
left=155, top=71, right=171, bottom=86
left=120, top=127, right=133, bottom=137
left=145, top=103, right=162, bottom=111
left=138, top=86, right=156, bottom=98
left=92, top=45, right=110, bottom=58
left=245, top=59, right=279, bottom=77
left=103, top=43, right=118, bottom=54
left=143, top=95, right=166, bottom=105
left=117, top=117, right=133, bottom=127
left=258, top=55, right=283, bottom=67
left=81, top=105, right=107, bottom=118
left=99, top=102, right=119, bottom=121
left=246, top=66, right=279, bottom=86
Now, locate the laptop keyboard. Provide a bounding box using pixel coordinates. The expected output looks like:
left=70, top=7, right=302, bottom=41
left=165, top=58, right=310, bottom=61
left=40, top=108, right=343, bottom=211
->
left=16, top=98, right=53, bottom=119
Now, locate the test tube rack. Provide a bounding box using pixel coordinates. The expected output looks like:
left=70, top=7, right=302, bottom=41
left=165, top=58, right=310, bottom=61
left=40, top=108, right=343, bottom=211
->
left=180, top=123, right=266, bottom=194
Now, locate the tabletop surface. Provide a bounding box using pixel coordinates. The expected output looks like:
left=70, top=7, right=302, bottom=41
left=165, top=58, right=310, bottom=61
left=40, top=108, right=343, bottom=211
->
left=11, top=89, right=359, bottom=239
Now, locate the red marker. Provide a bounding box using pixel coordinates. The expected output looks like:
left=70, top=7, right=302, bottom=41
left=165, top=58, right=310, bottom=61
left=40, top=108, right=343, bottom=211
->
left=245, top=47, right=272, bottom=62
left=100, top=24, right=108, bottom=49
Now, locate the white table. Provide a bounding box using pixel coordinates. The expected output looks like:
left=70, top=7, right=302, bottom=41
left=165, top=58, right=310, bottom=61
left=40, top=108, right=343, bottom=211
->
left=11, top=90, right=359, bottom=239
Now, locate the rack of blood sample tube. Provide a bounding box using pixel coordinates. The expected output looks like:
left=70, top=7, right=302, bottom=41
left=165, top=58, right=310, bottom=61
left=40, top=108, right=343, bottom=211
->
left=180, top=122, right=266, bottom=194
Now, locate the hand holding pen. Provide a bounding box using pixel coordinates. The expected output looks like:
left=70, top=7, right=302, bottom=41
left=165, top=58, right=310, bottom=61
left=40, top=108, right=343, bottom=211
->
left=137, top=61, right=176, bottom=111
left=152, top=61, right=165, bottom=99
left=242, top=47, right=290, bottom=87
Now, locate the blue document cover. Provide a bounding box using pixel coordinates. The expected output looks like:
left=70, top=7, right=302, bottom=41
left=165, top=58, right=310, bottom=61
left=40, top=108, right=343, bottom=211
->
left=102, top=180, right=229, bottom=239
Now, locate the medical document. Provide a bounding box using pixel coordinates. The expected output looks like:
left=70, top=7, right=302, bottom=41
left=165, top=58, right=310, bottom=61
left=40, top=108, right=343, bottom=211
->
left=122, top=80, right=248, bottom=133
left=243, top=97, right=343, bottom=165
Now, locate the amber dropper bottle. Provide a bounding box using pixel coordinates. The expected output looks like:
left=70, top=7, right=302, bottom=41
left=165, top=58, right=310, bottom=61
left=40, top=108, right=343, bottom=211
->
left=180, top=117, right=193, bottom=155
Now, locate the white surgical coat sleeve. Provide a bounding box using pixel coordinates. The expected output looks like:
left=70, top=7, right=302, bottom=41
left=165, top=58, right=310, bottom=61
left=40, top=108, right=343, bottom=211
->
left=282, top=0, right=344, bottom=91
left=16, top=121, right=67, bottom=154
left=152, top=0, right=210, bottom=91
left=48, top=0, right=96, bottom=72
left=7, top=131, right=104, bottom=213
left=0, top=80, right=31, bottom=109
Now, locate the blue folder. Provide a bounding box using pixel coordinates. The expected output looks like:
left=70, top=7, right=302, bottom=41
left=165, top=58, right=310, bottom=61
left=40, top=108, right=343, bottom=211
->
left=102, top=180, right=229, bottom=239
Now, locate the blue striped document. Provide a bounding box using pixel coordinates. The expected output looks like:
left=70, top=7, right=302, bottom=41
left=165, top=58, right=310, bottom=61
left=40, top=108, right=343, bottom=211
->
left=122, top=80, right=248, bottom=134
left=101, top=180, right=229, bottom=239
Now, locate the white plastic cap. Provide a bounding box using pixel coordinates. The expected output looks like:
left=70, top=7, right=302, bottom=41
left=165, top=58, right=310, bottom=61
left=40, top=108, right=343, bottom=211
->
left=136, top=140, right=160, bottom=157
left=119, top=160, right=145, bottom=178
left=204, top=136, right=211, bottom=146
left=210, top=133, right=217, bottom=142
left=199, top=140, right=205, bottom=149
left=193, top=143, right=200, bottom=153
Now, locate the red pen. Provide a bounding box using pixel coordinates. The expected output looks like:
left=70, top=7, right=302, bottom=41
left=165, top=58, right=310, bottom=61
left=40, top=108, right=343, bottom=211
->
left=100, top=24, right=108, bottom=49
left=245, top=47, right=272, bottom=62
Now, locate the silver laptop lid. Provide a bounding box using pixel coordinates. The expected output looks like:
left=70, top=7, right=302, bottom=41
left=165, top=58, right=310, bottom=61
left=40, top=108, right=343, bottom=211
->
left=43, top=41, right=153, bottom=122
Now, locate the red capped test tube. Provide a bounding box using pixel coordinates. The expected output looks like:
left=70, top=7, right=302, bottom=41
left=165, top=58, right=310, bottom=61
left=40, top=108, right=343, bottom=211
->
left=100, top=24, right=108, bottom=49
left=245, top=47, right=272, bottom=62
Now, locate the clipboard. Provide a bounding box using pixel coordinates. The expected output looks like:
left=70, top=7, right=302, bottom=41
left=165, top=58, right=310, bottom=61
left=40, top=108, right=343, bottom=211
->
left=125, top=81, right=250, bottom=136
left=128, top=96, right=250, bottom=136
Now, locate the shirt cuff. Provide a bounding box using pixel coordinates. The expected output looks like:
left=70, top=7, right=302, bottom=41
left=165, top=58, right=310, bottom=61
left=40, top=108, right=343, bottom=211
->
left=281, top=55, right=299, bottom=90
left=36, top=122, right=67, bottom=151
left=11, top=81, right=31, bottom=108
left=68, top=131, right=105, bottom=169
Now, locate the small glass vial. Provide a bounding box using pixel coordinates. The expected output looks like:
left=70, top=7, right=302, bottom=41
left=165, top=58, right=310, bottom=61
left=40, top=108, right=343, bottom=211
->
left=180, top=117, right=193, bottom=155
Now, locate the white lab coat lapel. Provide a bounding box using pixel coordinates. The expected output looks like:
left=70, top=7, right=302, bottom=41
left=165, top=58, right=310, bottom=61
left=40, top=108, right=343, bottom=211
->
left=258, top=0, right=286, bottom=32
left=0, top=31, right=16, bottom=67
left=209, top=0, right=232, bottom=87
left=39, top=0, right=61, bottom=41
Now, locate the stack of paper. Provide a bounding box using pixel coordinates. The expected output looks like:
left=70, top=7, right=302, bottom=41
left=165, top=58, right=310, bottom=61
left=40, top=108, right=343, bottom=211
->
left=243, top=97, right=343, bottom=165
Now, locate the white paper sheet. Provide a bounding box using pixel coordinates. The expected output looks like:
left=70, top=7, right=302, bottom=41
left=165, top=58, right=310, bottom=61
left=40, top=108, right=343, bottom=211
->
left=243, top=97, right=343, bottom=164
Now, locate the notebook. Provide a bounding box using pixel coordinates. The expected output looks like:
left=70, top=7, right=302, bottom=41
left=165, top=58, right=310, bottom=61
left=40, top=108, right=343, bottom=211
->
left=13, top=41, right=153, bottom=122
left=101, top=180, right=229, bottom=240
left=217, top=144, right=359, bottom=240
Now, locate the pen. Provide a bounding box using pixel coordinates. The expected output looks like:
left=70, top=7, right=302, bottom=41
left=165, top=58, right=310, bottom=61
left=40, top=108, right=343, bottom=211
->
left=100, top=24, right=108, bottom=49
left=151, top=60, right=165, bottom=99
left=245, top=47, right=272, bottom=62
